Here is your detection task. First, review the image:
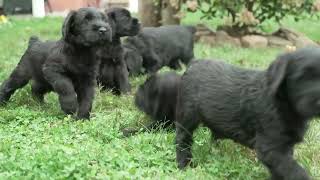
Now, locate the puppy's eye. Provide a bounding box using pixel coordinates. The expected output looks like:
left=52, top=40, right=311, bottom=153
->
left=293, top=66, right=317, bottom=82
left=100, top=13, right=107, bottom=21
left=298, top=68, right=318, bottom=81
left=102, top=16, right=108, bottom=22
left=85, top=14, right=93, bottom=20
left=305, top=67, right=318, bottom=77
left=121, top=15, right=130, bottom=21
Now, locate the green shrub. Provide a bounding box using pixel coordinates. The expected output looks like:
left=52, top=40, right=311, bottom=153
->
left=193, top=0, right=319, bottom=31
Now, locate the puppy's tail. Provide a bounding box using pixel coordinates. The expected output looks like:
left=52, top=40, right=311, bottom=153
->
left=185, top=25, right=197, bottom=34
left=28, top=36, right=40, bottom=46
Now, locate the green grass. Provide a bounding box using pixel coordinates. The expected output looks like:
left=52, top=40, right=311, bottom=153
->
left=0, top=15, right=319, bottom=179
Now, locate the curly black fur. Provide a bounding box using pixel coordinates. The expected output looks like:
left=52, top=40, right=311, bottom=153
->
left=97, top=7, right=141, bottom=95
left=176, top=47, right=320, bottom=180
left=123, top=25, right=196, bottom=74
left=0, top=7, right=112, bottom=119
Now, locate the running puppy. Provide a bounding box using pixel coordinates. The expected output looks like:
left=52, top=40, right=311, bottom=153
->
left=0, top=7, right=112, bottom=119
left=176, top=47, right=320, bottom=180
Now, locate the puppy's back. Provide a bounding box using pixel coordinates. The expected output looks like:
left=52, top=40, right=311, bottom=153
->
left=182, top=60, right=262, bottom=94
left=23, top=37, right=57, bottom=79
left=179, top=60, right=264, bottom=129
left=141, top=25, right=195, bottom=44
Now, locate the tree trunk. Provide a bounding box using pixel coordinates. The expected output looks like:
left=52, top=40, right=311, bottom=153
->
left=161, top=0, right=181, bottom=25
left=138, top=0, right=161, bottom=27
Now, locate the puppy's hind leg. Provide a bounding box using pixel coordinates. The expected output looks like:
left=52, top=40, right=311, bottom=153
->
left=0, top=61, right=31, bottom=105
left=31, top=81, right=51, bottom=103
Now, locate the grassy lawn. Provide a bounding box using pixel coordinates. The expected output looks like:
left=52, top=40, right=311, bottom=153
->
left=0, top=15, right=319, bottom=179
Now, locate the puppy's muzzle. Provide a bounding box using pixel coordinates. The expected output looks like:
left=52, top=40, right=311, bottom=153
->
left=97, top=24, right=112, bottom=42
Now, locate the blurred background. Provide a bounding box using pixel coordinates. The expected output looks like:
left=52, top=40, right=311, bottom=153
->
left=0, top=0, right=138, bottom=16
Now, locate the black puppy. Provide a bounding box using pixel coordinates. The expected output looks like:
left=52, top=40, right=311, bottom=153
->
left=123, top=72, right=180, bottom=136
left=123, top=25, right=196, bottom=74
left=175, top=47, right=320, bottom=179
left=97, top=7, right=140, bottom=95
left=0, top=7, right=112, bottom=119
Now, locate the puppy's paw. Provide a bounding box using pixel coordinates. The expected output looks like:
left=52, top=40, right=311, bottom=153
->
left=120, top=91, right=131, bottom=96
left=0, top=94, right=9, bottom=106
left=32, top=95, right=45, bottom=104
left=270, top=174, right=283, bottom=180
left=120, top=86, right=131, bottom=95
left=287, top=171, right=310, bottom=180
left=0, top=100, right=6, bottom=106
left=59, top=95, right=77, bottom=115
left=75, top=113, right=90, bottom=120
left=121, top=127, right=140, bottom=137
left=177, top=158, right=193, bottom=170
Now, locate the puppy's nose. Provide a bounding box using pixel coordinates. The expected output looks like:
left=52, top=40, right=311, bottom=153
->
left=133, top=18, right=138, bottom=24
left=98, top=27, right=108, bottom=34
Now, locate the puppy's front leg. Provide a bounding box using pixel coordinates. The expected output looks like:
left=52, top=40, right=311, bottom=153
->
left=115, top=60, right=131, bottom=94
left=176, top=115, right=199, bottom=169
left=43, top=65, right=77, bottom=115
left=176, top=125, right=194, bottom=169
left=76, top=79, right=95, bottom=119
left=145, top=51, right=162, bottom=73
left=256, top=136, right=310, bottom=180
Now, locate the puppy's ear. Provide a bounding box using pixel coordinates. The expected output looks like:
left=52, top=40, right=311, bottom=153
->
left=267, top=53, right=291, bottom=97
left=107, top=11, right=116, bottom=20
left=62, top=10, right=76, bottom=43
left=123, top=50, right=131, bottom=70
left=105, top=10, right=117, bottom=36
